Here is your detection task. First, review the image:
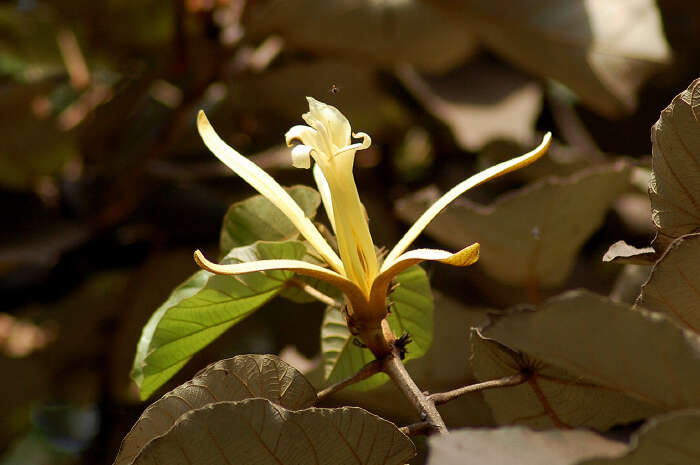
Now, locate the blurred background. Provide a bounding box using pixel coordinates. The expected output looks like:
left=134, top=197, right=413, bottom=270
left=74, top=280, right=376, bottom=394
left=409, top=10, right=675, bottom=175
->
left=1, top=0, right=699, bottom=463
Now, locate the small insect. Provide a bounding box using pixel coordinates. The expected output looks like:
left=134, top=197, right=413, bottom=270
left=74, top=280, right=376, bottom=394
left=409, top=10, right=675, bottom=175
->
left=329, top=84, right=340, bottom=95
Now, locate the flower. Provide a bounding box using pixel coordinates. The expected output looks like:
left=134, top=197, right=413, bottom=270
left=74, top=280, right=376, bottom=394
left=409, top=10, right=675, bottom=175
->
left=194, top=98, right=551, bottom=355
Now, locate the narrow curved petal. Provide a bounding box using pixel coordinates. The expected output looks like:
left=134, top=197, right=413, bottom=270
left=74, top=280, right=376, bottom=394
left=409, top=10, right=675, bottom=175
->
left=370, top=243, right=480, bottom=311
left=194, top=250, right=366, bottom=306
left=313, top=164, right=336, bottom=233
left=382, top=133, right=551, bottom=272
left=197, top=111, right=344, bottom=274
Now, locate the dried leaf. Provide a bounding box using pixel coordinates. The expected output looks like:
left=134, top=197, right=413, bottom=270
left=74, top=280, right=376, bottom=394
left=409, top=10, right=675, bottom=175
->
left=602, top=240, right=657, bottom=265
left=133, top=398, right=415, bottom=465
left=427, top=427, right=626, bottom=465
left=637, top=233, right=700, bottom=334
left=115, top=355, right=317, bottom=465
left=481, top=290, right=700, bottom=410
left=649, top=78, right=700, bottom=251
left=470, top=331, right=657, bottom=430
left=396, top=164, right=631, bottom=287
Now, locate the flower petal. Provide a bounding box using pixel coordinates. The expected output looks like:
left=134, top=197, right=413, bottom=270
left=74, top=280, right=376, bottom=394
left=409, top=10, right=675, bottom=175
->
left=197, top=111, right=344, bottom=274
left=304, top=96, right=351, bottom=149
left=291, top=145, right=312, bottom=169
left=369, top=243, right=480, bottom=311
left=194, top=250, right=365, bottom=307
left=313, top=163, right=336, bottom=233
left=382, top=133, right=551, bottom=272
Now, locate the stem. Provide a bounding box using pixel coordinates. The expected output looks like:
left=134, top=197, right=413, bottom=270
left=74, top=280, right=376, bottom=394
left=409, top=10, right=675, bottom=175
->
left=399, top=421, right=435, bottom=437
left=428, top=374, right=528, bottom=406
left=288, top=279, right=342, bottom=308
left=316, top=360, right=381, bottom=402
left=382, top=346, right=448, bottom=434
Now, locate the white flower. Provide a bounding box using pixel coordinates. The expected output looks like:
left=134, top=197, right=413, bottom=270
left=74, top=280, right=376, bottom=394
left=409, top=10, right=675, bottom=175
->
left=194, top=98, right=551, bottom=355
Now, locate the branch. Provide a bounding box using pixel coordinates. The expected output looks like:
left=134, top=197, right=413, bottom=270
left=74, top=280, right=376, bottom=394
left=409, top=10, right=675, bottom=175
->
left=288, top=279, right=342, bottom=308
left=316, top=360, right=382, bottom=402
left=382, top=346, right=448, bottom=434
left=428, top=373, right=528, bottom=406
left=399, top=421, right=436, bottom=437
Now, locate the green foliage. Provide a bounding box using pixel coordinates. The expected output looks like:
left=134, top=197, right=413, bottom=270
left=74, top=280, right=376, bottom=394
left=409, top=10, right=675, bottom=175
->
left=321, top=265, right=433, bottom=390
left=132, top=241, right=307, bottom=400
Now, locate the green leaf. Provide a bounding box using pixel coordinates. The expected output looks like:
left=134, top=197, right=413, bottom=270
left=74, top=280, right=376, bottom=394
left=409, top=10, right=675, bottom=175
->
left=580, top=411, right=700, bottom=465
left=133, top=398, right=415, bottom=465
left=321, top=265, right=433, bottom=391
left=396, top=164, right=631, bottom=287
left=470, top=330, right=657, bottom=430
left=649, top=78, right=700, bottom=251
left=132, top=241, right=307, bottom=400
left=427, top=427, right=626, bottom=465
left=116, top=354, right=317, bottom=465
left=219, top=185, right=321, bottom=254
left=428, top=0, right=670, bottom=116
left=480, top=289, right=700, bottom=410
left=638, top=233, right=700, bottom=334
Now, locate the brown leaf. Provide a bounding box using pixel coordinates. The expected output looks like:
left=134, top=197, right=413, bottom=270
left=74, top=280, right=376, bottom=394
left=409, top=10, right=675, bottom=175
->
left=428, top=0, right=671, bottom=116
left=427, top=427, right=626, bottom=465
left=133, top=398, right=415, bottom=465
left=396, top=163, right=631, bottom=287
left=115, top=354, right=317, bottom=465
left=649, top=78, right=700, bottom=251
left=637, top=233, right=700, bottom=334
left=396, top=61, right=542, bottom=151
left=470, top=331, right=657, bottom=430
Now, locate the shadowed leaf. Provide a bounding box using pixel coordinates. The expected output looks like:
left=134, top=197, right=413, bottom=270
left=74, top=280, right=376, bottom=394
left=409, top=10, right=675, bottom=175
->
left=243, top=0, right=477, bottom=73
left=470, top=331, right=657, bottom=430
left=650, top=78, right=700, bottom=251
left=133, top=398, right=415, bottom=465
left=481, top=290, right=700, bottom=410
left=427, top=427, right=626, bottom=465
left=637, top=233, right=700, bottom=334
left=321, top=265, right=433, bottom=390
left=132, top=241, right=307, bottom=400
left=396, top=163, right=630, bottom=287
left=219, top=185, right=320, bottom=254
left=116, top=355, right=317, bottom=465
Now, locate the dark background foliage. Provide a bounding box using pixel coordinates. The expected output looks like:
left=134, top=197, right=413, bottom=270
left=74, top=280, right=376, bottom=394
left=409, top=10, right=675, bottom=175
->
left=1, top=1, right=699, bottom=463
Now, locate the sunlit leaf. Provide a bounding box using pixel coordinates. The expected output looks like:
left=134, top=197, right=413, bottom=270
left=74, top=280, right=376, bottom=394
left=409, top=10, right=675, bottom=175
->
left=396, top=163, right=630, bottom=287
left=132, top=241, right=307, bottom=400
left=427, top=427, right=626, bottom=465
left=133, top=398, right=415, bottom=465
left=581, top=411, right=700, bottom=465
left=116, top=354, right=317, bottom=465
left=219, top=185, right=321, bottom=254
left=470, top=331, right=657, bottom=430
left=637, top=233, right=700, bottom=334
left=397, top=61, right=542, bottom=151
left=649, top=78, right=700, bottom=251
left=428, top=0, right=670, bottom=116
left=481, top=290, right=700, bottom=410
left=321, top=265, right=433, bottom=390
